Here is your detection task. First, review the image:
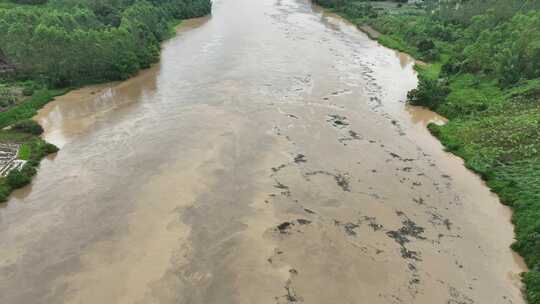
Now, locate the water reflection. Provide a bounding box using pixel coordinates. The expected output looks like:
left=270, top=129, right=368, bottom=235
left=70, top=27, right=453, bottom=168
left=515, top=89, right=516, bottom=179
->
left=405, top=104, right=447, bottom=126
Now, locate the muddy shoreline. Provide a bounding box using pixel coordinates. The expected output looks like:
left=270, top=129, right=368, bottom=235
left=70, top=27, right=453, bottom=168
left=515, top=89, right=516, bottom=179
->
left=0, top=0, right=526, bottom=303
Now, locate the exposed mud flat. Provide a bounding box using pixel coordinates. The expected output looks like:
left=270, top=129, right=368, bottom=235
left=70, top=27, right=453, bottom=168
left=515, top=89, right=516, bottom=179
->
left=0, top=0, right=525, bottom=303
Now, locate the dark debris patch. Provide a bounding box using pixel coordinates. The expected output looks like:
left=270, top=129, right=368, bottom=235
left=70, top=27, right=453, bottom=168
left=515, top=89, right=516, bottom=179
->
left=305, top=170, right=351, bottom=192
left=386, top=230, right=409, bottom=246
left=427, top=211, right=453, bottom=231
left=389, top=152, right=402, bottom=159
left=297, top=219, right=312, bottom=225
left=400, top=219, right=426, bottom=240
left=412, top=197, right=425, bottom=205
left=387, top=150, right=416, bottom=162
left=343, top=222, right=360, bottom=236
left=443, top=219, right=452, bottom=230
left=277, top=222, right=293, bottom=234
left=284, top=280, right=302, bottom=303
left=335, top=173, right=351, bottom=192
left=294, top=154, right=307, bottom=163
left=361, top=216, right=383, bottom=231
left=276, top=219, right=312, bottom=234
left=303, top=208, right=316, bottom=214
left=274, top=180, right=291, bottom=197
left=334, top=220, right=360, bottom=237
left=338, top=130, right=363, bottom=145
left=386, top=212, right=426, bottom=261
left=334, top=216, right=384, bottom=237
left=448, top=286, right=475, bottom=304
left=327, top=114, right=349, bottom=128
left=400, top=247, right=421, bottom=261
left=272, top=164, right=287, bottom=173
left=348, top=130, right=362, bottom=139
left=275, top=181, right=289, bottom=190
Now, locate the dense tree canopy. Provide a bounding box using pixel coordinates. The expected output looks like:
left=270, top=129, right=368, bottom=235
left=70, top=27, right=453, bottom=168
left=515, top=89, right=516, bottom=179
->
left=0, top=0, right=211, bottom=86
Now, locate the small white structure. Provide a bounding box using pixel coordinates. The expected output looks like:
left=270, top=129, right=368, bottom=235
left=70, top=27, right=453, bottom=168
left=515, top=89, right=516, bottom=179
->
left=0, top=143, right=26, bottom=176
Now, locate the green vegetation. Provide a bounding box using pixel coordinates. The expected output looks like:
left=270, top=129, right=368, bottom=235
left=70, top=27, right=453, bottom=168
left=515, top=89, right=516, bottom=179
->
left=314, top=0, right=540, bottom=302
left=0, top=0, right=211, bottom=86
left=0, top=83, right=66, bottom=200
left=17, top=143, right=30, bottom=160
left=0, top=85, right=64, bottom=201
left=0, top=0, right=212, bottom=202
left=1, top=136, right=58, bottom=198
left=0, top=132, right=58, bottom=201
left=11, top=119, right=44, bottom=135
left=0, top=88, right=67, bottom=127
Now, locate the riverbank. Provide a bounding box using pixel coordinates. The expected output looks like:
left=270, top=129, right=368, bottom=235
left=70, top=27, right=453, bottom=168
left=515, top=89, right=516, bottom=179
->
left=0, top=87, right=65, bottom=201
left=0, top=0, right=212, bottom=202
left=313, top=0, right=540, bottom=302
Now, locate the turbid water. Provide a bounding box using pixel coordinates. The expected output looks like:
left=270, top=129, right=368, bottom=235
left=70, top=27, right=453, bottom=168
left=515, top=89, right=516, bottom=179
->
left=0, top=0, right=526, bottom=303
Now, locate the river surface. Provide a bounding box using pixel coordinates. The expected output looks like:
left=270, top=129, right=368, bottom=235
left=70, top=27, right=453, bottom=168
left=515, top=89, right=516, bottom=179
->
left=0, top=0, right=526, bottom=303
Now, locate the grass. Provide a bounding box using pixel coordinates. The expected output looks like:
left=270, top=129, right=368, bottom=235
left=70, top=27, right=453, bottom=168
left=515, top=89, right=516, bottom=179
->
left=0, top=130, right=32, bottom=142
left=436, top=74, right=504, bottom=119
left=0, top=88, right=68, bottom=129
left=377, top=34, right=420, bottom=57
left=414, top=56, right=445, bottom=80
left=17, top=143, right=30, bottom=160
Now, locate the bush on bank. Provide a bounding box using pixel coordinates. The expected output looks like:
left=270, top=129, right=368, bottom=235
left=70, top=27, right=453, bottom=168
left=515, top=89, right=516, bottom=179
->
left=11, top=119, right=44, bottom=135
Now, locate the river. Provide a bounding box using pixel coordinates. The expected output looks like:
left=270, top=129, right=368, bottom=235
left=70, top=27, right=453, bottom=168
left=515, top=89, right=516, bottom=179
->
left=0, top=0, right=526, bottom=303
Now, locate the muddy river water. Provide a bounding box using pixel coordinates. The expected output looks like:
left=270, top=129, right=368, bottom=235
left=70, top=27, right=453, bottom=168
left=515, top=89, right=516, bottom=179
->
left=0, top=0, right=527, bottom=303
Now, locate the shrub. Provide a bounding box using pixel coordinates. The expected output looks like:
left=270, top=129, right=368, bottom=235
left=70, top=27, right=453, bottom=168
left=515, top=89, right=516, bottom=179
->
left=6, top=168, right=31, bottom=189
left=523, top=269, right=540, bottom=304
left=442, top=58, right=462, bottom=76
left=343, top=2, right=376, bottom=18
left=407, top=77, right=449, bottom=109
left=44, top=142, right=59, bottom=154
left=22, top=87, right=34, bottom=96
left=416, top=39, right=438, bottom=60
left=11, top=119, right=43, bottom=135
left=0, top=184, right=10, bottom=202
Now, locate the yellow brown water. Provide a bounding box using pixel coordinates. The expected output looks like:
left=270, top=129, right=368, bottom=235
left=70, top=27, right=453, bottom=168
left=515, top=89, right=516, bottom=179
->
left=0, top=0, right=526, bottom=303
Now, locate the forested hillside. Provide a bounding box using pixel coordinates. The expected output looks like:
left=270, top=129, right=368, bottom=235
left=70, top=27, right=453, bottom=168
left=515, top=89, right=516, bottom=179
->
left=0, top=0, right=211, bottom=86
left=313, top=0, right=540, bottom=302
